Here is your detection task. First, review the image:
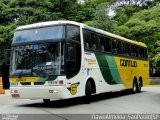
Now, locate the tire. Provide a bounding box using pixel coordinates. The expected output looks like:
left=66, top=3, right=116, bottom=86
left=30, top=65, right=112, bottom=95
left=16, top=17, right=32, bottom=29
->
left=132, top=79, right=141, bottom=93
left=85, top=81, right=92, bottom=104
left=136, top=81, right=141, bottom=93
left=132, top=80, right=137, bottom=94
left=43, top=99, right=51, bottom=104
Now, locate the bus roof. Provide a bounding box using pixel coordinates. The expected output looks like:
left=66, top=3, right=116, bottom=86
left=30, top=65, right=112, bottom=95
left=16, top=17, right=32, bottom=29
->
left=16, top=20, right=83, bottom=30
left=16, top=20, right=147, bottom=48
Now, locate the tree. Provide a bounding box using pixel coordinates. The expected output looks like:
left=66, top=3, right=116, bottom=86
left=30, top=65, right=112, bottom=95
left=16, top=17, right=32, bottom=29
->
left=0, top=0, right=79, bottom=63
left=114, top=4, right=160, bottom=76
left=93, top=2, right=117, bottom=32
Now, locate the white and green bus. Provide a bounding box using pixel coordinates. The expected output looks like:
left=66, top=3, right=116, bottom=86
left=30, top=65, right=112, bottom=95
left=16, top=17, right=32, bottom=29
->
left=10, top=21, right=149, bottom=103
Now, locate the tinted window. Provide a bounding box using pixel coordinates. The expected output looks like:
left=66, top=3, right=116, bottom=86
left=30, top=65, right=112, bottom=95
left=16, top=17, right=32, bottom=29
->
left=112, top=39, right=117, bottom=53
left=131, top=45, right=136, bottom=57
left=126, top=44, right=131, bottom=56
left=117, top=41, right=122, bottom=54
left=144, top=49, right=148, bottom=59
left=139, top=47, right=145, bottom=58
left=14, top=26, right=65, bottom=43
left=105, top=37, right=111, bottom=52
left=122, top=42, right=127, bottom=55
left=91, top=33, right=98, bottom=50
left=83, top=29, right=91, bottom=49
left=135, top=46, right=139, bottom=57
left=99, top=36, right=105, bottom=51
left=67, top=25, right=80, bottom=42
left=83, top=29, right=98, bottom=50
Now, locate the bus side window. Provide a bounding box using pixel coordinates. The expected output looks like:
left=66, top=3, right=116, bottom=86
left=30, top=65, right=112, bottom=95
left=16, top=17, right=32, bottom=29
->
left=91, top=33, right=98, bottom=50
left=84, top=42, right=89, bottom=49
left=83, top=29, right=91, bottom=49
left=144, top=49, right=148, bottom=60
left=127, top=44, right=131, bottom=56
left=131, top=45, right=136, bottom=57
left=99, top=36, right=105, bottom=52
left=67, top=25, right=80, bottom=42
left=139, top=47, right=143, bottom=58
left=117, top=41, right=122, bottom=54
left=112, top=39, right=117, bottom=54
left=122, top=42, right=127, bottom=55
left=105, top=37, right=111, bottom=52
left=135, top=46, right=139, bottom=57
left=140, top=47, right=145, bottom=58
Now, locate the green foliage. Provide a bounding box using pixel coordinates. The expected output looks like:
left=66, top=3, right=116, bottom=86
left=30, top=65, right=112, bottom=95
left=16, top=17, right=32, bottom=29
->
left=0, top=0, right=160, bottom=76
left=93, top=2, right=117, bottom=32
left=0, top=0, right=79, bottom=63
left=114, top=4, right=160, bottom=76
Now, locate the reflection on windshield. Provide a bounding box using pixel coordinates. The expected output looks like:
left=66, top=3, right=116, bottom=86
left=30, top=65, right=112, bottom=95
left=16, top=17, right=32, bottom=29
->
left=11, top=42, right=65, bottom=76
left=13, top=26, right=64, bottom=43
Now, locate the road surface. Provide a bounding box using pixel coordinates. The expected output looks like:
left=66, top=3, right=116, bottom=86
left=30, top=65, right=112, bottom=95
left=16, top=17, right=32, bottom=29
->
left=0, top=86, right=160, bottom=120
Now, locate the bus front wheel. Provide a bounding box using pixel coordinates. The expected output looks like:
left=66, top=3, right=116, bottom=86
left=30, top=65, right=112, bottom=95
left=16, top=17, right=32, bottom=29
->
left=85, top=81, right=92, bottom=104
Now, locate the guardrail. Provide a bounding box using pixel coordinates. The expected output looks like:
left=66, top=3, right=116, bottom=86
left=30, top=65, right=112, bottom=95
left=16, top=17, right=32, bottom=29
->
left=150, top=77, right=160, bottom=85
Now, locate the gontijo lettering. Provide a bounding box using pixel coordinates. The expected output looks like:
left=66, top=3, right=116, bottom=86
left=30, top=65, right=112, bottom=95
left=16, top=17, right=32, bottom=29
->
left=120, top=59, right=137, bottom=67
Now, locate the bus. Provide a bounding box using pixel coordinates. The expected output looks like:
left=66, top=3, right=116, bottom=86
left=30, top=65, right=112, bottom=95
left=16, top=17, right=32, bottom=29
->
left=10, top=21, right=149, bottom=103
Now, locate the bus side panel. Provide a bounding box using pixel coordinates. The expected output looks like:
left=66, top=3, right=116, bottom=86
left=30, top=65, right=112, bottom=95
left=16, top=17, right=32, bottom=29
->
left=114, top=56, right=149, bottom=89
left=93, top=53, right=125, bottom=93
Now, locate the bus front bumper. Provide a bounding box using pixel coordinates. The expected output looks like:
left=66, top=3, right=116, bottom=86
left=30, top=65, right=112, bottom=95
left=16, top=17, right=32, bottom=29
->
left=10, top=86, right=70, bottom=100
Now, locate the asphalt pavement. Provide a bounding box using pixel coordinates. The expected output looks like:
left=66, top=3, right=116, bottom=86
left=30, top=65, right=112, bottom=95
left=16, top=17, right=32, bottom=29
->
left=0, top=86, right=160, bottom=120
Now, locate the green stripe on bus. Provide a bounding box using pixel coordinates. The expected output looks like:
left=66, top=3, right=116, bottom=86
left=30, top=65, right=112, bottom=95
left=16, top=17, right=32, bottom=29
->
left=95, top=54, right=121, bottom=85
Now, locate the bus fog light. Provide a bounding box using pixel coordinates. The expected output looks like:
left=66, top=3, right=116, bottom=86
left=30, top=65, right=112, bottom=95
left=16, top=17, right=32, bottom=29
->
left=53, top=90, right=58, bottom=93
left=11, top=90, right=18, bottom=93
left=49, top=90, right=58, bottom=93
left=11, top=90, right=14, bottom=93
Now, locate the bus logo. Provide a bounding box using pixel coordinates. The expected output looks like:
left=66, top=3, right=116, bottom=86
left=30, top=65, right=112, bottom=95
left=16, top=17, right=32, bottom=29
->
left=68, top=82, right=80, bottom=95
left=120, top=59, right=137, bottom=67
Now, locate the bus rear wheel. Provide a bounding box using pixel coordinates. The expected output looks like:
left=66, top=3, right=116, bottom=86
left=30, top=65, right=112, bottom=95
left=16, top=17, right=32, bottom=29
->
left=137, top=80, right=141, bottom=93
left=132, top=79, right=141, bottom=93
left=85, top=81, right=92, bottom=104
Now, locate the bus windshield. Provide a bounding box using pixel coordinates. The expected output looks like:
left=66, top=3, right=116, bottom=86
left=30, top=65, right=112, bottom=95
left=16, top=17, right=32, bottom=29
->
left=13, top=26, right=65, bottom=43
left=10, top=42, right=65, bottom=76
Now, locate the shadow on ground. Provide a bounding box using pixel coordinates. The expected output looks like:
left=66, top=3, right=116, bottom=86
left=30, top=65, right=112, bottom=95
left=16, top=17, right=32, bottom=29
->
left=18, top=90, right=145, bottom=108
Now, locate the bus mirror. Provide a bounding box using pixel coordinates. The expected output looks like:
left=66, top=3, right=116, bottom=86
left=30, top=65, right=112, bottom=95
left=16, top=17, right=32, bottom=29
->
left=4, top=49, right=11, bottom=65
